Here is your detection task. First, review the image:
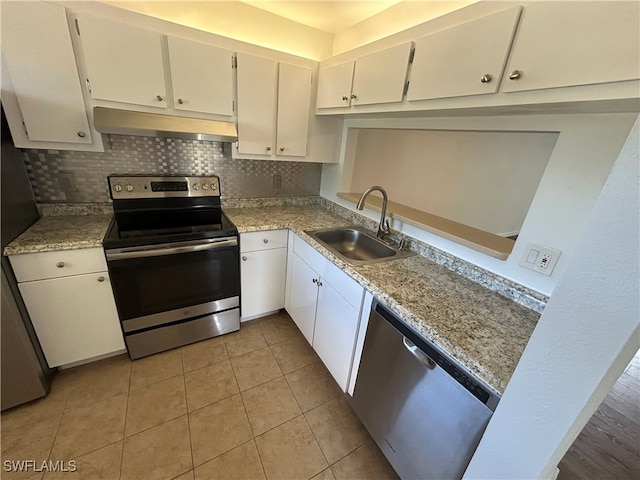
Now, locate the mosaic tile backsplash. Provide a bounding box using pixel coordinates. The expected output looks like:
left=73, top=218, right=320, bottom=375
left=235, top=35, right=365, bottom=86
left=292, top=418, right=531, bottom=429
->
left=21, top=135, right=322, bottom=203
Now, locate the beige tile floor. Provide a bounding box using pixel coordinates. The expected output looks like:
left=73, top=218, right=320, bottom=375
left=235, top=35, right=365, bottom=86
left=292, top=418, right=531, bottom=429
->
left=1, top=312, right=398, bottom=480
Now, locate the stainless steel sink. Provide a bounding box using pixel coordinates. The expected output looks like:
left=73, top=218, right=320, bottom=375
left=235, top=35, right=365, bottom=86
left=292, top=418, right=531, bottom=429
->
left=305, top=226, right=413, bottom=265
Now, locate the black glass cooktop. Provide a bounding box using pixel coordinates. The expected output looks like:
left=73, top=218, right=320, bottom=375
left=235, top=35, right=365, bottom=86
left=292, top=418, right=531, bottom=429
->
left=103, top=209, right=238, bottom=249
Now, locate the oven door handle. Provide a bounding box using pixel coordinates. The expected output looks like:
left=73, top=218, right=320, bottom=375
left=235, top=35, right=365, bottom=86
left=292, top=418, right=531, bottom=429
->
left=106, top=237, right=237, bottom=260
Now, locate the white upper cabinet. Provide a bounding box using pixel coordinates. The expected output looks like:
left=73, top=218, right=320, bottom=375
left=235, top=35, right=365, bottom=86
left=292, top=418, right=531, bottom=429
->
left=350, top=42, right=414, bottom=106
left=501, top=2, right=640, bottom=92
left=276, top=62, right=312, bottom=157
left=407, top=7, right=521, bottom=101
left=316, top=61, right=355, bottom=108
left=236, top=53, right=277, bottom=155
left=236, top=53, right=312, bottom=157
left=1, top=2, right=92, bottom=145
left=167, top=37, right=234, bottom=116
left=76, top=14, right=167, bottom=108
left=317, top=42, right=413, bottom=108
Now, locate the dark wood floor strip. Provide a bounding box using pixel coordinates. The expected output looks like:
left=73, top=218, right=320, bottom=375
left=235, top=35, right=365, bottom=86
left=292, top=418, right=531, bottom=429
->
left=558, top=351, right=640, bottom=479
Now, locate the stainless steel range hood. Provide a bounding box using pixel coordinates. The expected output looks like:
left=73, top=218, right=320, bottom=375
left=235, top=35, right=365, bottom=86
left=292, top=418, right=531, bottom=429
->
left=93, top=107, right=237, bottom=142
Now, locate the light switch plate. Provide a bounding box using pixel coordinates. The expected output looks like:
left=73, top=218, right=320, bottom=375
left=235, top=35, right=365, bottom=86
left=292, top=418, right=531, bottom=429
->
left=519, top=242, right=561, bottom=276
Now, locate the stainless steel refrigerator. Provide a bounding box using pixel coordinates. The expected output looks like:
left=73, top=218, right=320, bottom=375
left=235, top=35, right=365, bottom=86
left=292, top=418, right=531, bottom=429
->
left=1, top=104, right=55, bottom=410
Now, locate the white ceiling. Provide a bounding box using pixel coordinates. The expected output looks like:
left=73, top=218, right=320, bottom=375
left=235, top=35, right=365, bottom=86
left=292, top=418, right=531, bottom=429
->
left=238, top=1, right=402, bottom=33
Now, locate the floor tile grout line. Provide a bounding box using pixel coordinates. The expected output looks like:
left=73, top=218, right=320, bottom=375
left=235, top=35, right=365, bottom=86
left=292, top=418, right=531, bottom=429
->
left=45, top=385, right=71, bottom=465
left=300, top=412, right=331, bottom=477
left=181, top=349, right=197, bottom=480
left=118, top=362, right=133, bottom=480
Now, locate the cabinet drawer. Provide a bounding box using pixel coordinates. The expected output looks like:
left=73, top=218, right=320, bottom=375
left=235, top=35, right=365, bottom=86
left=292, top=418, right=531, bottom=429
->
left=241, top=230, right=288, bottom=253
left=9, top=247, right=108, bottom=282
left=321, top=260, right=364, bottom=311
left=293, top=234, right=327, bottom=273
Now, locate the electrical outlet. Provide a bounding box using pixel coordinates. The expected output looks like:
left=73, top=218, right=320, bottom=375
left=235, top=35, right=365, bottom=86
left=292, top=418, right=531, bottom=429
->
left=519, top=243, right=561, bottom=276
left=58, top=171, right=78, bottom=193
left=272, top=174, right=282, bottom=190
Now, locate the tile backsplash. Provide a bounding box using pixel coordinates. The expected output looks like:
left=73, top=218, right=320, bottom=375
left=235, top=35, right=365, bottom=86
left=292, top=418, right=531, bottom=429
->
left=21, top=135, right=322, bottom=203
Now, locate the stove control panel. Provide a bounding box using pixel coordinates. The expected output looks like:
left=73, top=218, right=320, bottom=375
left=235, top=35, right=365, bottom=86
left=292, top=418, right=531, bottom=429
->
left=109, top=175, right=221, bottom=199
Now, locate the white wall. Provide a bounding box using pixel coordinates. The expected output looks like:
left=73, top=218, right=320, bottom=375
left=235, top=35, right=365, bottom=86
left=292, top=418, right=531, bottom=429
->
left=350, top=128, right=558, bottom=236
left=100, top=0, right=334, bottom=60
left=463, top=116, right=639, bottom=479
left=331, top=0, right=477, bottom=55
left=321, top=113, right=637, bottom=296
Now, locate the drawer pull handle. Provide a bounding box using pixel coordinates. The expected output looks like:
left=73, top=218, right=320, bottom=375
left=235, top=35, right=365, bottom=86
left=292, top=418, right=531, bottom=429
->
left=56, top=262, right=65, bottom=268
left=263, top=239, right=269, bottom=244
left=97, top=276, right=105, bottom=282
left=242, top=256, right=248, bottom=261
left=508, top=70, right=522, bottom=80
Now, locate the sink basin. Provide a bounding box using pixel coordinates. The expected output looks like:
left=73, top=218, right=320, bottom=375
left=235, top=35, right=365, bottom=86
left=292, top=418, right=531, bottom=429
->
left=306, top=227, right=413, bottom=265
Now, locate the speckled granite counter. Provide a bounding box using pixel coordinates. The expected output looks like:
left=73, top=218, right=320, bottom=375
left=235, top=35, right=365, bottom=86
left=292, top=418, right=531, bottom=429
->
left=5, top=200, right=540, bottom=395
left=225, top=205, right=540, bottom=395
left=3, top=213, right=112, bottom=255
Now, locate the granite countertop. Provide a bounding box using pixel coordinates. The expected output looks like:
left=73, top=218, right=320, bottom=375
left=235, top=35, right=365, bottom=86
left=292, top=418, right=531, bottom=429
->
left=225, top=205, right=540, bottom=395
left=3, top=214, right=113, bottom=255
left=6, top=202, right=540, bottom=395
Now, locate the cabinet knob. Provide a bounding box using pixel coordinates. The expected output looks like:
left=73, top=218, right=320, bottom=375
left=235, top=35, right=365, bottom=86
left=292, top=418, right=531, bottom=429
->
left=97, top=276, right=105, bottom=282
left=480, top=74, right=492, bottom=83
left=266, top=146, right=271, bottom=151
left=77, top=131, right=86, bottom=138
left=178, top=98, right=184, bottom=104
left=56, top=262, right=65, bottom=268
left=263, top=239, right=269, bottom=244
left=312, top=278, right=317, bottom=284
left=242, top=256, right=248, bottom=261
left=279, top=147, right=284, bottom=152
left=508, top=70, right=522, bottom=80
left=317, top=280, right=323, bottom=287
left=350, top=93, right=357, bottom=99
left=156, top=95, right=164, bottom=101
left=342, top=96, right=349, bottom=101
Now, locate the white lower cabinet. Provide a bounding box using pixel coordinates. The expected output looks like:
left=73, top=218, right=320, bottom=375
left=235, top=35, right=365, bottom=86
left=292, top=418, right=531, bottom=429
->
left=285, top=233, right=366, bottom=391
left=287, top=253, right=320, bottom=343
left=313, top=281, right=361, bottom=391
left=240, top=230, right=288, bottom=321
left=9, top=248, right=124, bottom=368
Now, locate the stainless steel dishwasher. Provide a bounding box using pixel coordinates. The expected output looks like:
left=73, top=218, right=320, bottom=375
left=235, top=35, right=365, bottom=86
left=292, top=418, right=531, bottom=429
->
left=351, top=300, right=500, bottom=480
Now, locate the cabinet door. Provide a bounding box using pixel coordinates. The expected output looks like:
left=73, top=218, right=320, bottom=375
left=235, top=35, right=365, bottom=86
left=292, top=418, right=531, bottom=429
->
left=314, top=280, right=361, bottom=391
left=316, top=61, right=355, bottom=108
left=351, top=42, right=413, bottom=106
left=501, top=2, right=640, bottom=92
left=19, top=272, right=125, bottom=367
left=287, top=254, right=319, bottom=344
left=236, top=53, right=277, bottom=155
left=77, top=14, right=167, bottom=108
left=276, top=63, right=312, bottom=157
left=241, top=248, right=287, bottom=320
left=407, top=7, right=521, bottom=101
left=1, top=2, right=91, bottom=144
left=167, top=37, right=233, bottom=116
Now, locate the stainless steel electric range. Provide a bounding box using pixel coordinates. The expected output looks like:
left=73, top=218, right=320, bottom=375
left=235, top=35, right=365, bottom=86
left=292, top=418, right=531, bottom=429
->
left=102, top=175, right=240, bottom=360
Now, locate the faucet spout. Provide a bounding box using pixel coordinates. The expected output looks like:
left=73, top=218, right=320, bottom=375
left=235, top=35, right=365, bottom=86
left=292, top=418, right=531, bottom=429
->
left=356, top=185, right=391, bottom=238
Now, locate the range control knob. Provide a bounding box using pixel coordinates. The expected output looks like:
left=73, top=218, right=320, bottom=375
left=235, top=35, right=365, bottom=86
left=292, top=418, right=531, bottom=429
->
left=202, top=184, right=209, bottom=190
left=211, top=183, right=218, bottom=191
left=192, top=183, right=199, bottom=190
left=113, top=184, right=123, bottom=193
left=124, top=184, right=134, bottom=192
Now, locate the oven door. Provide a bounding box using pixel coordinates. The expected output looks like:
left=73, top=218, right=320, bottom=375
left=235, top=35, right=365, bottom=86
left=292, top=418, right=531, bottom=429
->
left=105, top=236, right=240, bottom=333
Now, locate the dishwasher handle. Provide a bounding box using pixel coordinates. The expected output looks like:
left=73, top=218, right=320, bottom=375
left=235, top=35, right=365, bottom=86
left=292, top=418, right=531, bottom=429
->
left=403, top=337, right=436, bottom=369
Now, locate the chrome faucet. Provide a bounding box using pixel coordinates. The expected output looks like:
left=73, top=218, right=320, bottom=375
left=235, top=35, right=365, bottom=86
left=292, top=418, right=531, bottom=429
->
left=356, top=185, right=391, bottom=238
